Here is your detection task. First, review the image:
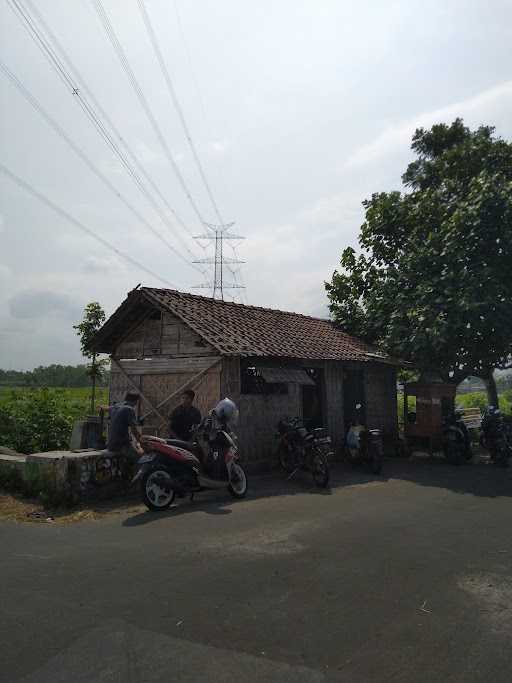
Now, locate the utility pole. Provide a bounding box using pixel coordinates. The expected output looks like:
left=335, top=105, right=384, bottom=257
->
left=193, top=222, right=245, bottom=300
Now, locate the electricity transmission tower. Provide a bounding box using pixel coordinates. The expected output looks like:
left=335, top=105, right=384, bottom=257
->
left=193, top=222, right=245, bottom=300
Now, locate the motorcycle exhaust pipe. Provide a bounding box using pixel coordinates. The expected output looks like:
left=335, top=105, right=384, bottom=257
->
left=197, top=475, right=229, bottom=489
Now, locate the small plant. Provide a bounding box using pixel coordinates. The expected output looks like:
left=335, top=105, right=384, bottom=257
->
left=74, top=302, right=108, bottom=414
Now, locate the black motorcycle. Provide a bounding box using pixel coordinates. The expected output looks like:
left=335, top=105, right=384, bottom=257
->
left=276, top=417, right=331, bottom=487
left=442, top=409, right=472, bottom=465
left=481, top=407, right=511, bottom=468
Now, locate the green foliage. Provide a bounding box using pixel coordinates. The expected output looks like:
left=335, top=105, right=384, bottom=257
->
left=0, top=387, right=109, bottom=454
left=74, top=302, right=108, bottom=412
left=456, top=391, right=511, bottom=416
left=73, top=302, right=106, bottom=359
left=326, top=119, right=512, bottom=384
left=0, top=364, right=109, bottom=388
left=397, top=393, right=416, bottom=428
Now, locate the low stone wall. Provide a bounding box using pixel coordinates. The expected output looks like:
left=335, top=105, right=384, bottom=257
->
left=0, top=448, right=126, bottom=502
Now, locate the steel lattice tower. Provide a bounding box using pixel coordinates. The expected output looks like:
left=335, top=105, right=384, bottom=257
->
left=193, top=222, right=245, bottom=300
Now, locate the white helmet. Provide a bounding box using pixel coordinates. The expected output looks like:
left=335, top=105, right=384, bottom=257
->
left=214, top=397, right=239, bottom=427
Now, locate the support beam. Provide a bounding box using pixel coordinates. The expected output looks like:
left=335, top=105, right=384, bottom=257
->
left=110, top=358, right=166, bottom=422
left=142, top=358, right=221, bottom=425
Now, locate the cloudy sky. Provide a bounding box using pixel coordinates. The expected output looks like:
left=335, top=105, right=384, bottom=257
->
left=1, top=0, right=511, bottom=370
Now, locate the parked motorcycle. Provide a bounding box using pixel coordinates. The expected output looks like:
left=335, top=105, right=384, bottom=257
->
left=442, top=409, right=472, bottom=465
left=133, top=398, right=248, bottom=510
left=344, top=405, right=384, bottom=474
left=276, top=417, right=331, bottom=487
left=481, top=406, right=511, bottom=468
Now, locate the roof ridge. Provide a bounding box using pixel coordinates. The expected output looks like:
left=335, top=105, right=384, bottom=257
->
left=92, top=286, right=395, bottom=363
left=140, top=287, right=375, bottom=349
left=142, top=286, right=334, bottom=324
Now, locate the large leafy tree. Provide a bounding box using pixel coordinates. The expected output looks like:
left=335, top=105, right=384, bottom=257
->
left=74, top=302, right=108, bottom=413
left=326, top=119, right=512, bottom=405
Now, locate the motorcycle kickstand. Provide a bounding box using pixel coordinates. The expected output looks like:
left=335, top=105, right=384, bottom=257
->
left=287, top=467, right=299, bottom=481
left=189, top=493, right=195, bottom=503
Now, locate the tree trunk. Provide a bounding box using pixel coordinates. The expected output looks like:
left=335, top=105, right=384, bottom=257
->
left=482, top=370, right=499, bottom=408
left=90, top=353, right=97, bottom=414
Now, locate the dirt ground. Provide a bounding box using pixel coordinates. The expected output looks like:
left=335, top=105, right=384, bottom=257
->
left=0, top=490, right=143, bottom=524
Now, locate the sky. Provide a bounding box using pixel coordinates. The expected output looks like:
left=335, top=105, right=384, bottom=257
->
left=1, top=0, right=511, bottom=370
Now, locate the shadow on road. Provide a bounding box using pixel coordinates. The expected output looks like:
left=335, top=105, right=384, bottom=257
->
left=386, top=456, right=512, bottom=499
left=120, top=457, right=511, bottom=527
left=121, top=467, right=371, bottom=527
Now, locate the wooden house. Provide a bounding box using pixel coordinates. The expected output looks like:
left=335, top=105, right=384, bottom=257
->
left=92, top=287, right=399, bottom=467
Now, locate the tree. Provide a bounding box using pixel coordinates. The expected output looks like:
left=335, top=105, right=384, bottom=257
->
left=326, top=119, right=512, bottom=406
left=73, top=302, right=108, bottom=413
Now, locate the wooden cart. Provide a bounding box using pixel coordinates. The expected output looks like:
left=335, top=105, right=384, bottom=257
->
left=401, top=381, right=457, bottom=454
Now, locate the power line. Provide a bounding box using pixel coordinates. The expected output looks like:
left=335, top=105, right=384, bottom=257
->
left=0, top=59, right=201, bottom=274
left=172, top=0, right=248, bottom=302
left=91, top=0, right=209, bottom=230
left=0, top=162, right=177, bottom=288
left=23, top=0, right=200, bottom=245
left=6, top=0, right=209, bottom=276
left=137, top=0, right=248, bottom=302
left=137, top=0, right=224, bottom=226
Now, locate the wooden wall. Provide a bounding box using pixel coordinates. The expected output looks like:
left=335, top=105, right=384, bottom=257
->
left=364, top=364, right=398, bottom=438
left=115, top=312, right=217, bottom=359
left=109, top=357, right=221, bottom=437
left=237, top=386, right=302, bottom=465
left=324, top=361, right=345, bottom=455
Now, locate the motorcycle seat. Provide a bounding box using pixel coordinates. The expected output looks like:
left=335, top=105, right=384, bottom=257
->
left=166, top=438, right=204, bottom=458
left=166, top=438, right=195, bottom=450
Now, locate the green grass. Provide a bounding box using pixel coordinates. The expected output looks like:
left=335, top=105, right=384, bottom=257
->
left=0, top=386, right=109, bottom=410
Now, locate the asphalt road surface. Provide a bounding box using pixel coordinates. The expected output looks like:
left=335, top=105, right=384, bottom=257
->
left=1, top=460, right=511, bottom=682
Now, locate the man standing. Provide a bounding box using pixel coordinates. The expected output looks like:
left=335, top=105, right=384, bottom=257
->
left=107, top=391, right=143, bottom=457
left=169, top=389, right=202, bottom=442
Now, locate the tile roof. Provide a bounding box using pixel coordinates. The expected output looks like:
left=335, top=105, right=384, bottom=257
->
left=131, top=288, right=393, bottom=363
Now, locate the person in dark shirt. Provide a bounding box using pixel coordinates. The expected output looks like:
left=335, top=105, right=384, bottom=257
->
left=107, top=391, right=143, bottom=455
left=169, top=390, right=202, bottom=442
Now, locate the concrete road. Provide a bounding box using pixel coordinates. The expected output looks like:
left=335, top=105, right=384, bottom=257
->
left=1, top=460, right=511, bottom=682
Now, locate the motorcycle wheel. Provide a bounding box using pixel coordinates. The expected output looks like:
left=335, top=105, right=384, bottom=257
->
left=228, top=463, right=248, bottom=499
left=278, top=444, right=296, bottom=474
left=312, top=451, right=330, bottom=488
left=141, top=468, right=176, bottom=511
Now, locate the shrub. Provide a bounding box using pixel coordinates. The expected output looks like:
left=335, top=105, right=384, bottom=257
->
left=0, top=389, right=76, bottom=454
